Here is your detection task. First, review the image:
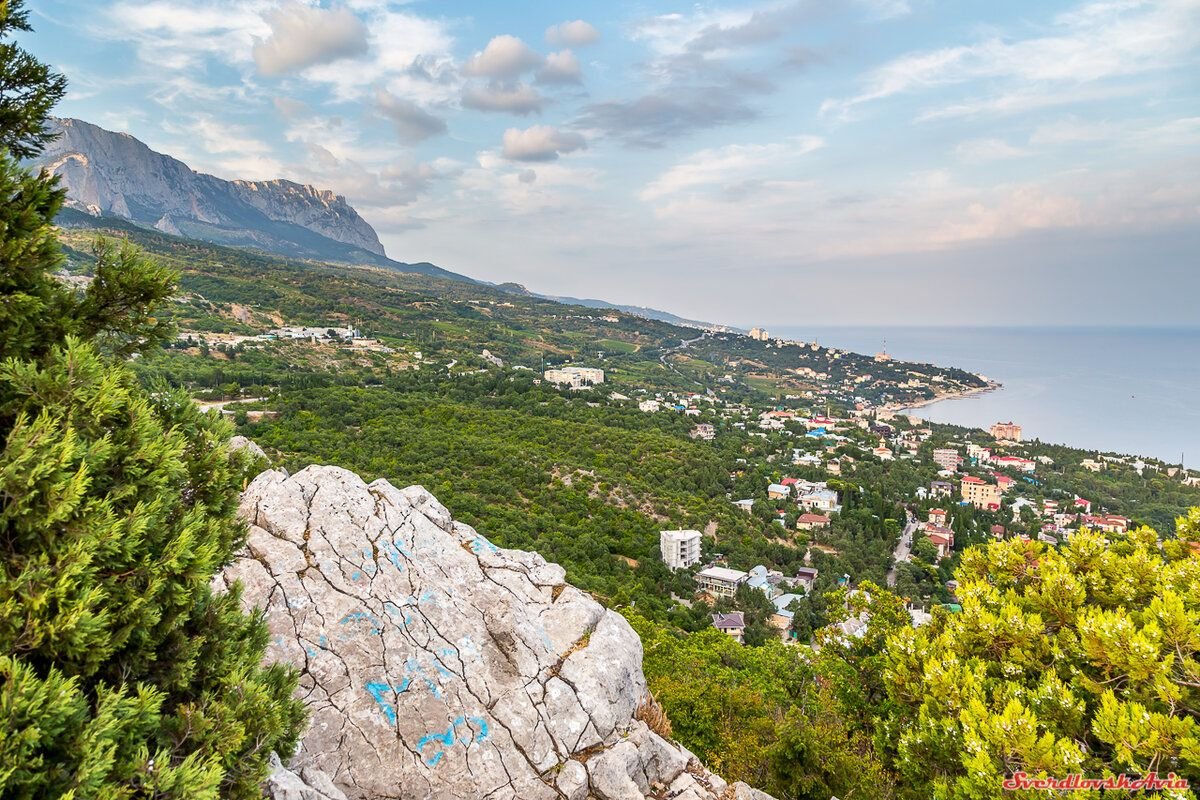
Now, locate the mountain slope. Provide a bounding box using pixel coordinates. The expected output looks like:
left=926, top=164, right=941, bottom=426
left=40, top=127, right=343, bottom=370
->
left=34, top=118, right=474, bottom=281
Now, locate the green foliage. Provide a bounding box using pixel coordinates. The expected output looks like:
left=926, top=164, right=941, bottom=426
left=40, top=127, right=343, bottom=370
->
left=0, top=18, right=303, bottom=797
left=627, top=611, right=895, bottom=799
left=878, top=522, right=1200, bottom=799
left=0, top=0, right=67, bottom=159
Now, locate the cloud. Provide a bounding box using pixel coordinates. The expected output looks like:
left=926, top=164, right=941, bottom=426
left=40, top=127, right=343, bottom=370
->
left=376, top=88, right=448, bottom=144
left=537, top=50, right=582, bottom=84
left=252, top=2, right=369, bottom=77
left=462, top=35, right=543, bottom=79
left=501, top=125, right=587, bottom=162
left=105, top=0, right=269, bottom=70
left=822, top=0, right=1200, bottom=119
left=954, top=138, right=1029, bottom=163
left=641, top=137, right=824, bottom=200
left=577, top=85, right=762, bottom=148
left=461, top=82, right=544, bottom=114
left=545, top=20, right=600, bottom=47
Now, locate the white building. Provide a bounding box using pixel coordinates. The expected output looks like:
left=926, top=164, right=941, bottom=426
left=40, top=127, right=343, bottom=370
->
left=543, top=366, right=605, bottom=388
left=798, top=488, right=841, bottom=513
left=659, top=529, right=702, bottom=570
left=695, top=566, right=748, bottom=598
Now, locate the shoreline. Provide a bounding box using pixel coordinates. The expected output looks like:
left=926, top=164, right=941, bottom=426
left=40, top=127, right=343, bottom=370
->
left=884, top=380, right=1002, bottom=415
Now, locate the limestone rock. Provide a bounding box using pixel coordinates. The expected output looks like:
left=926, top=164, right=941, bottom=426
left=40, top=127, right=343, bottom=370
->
left=35, top=118, right=386, bottom=259
left=227, top=435, right=267, bottom=462
left=223, top=465, right=775, bottom=800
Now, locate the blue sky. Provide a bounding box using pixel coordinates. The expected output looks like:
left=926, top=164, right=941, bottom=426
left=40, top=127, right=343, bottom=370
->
left=25, top=0, right=1200, bottom=326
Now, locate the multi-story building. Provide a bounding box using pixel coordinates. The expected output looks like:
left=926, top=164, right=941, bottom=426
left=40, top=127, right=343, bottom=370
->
left=933, top=448, right=961, bottom=471
left=961, top=476, right=1002, bottom=510
left=659, top=529, right=702, bottom=570
left=542, top=366, right=605, bottom=388
left=990, top=421, right=1023, bottom=441
left=748, top=327, right=770, bottom=342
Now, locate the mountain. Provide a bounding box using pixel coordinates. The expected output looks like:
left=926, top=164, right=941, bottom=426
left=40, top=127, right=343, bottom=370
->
left=224, top=461, right=776, bottom=800
left=494, top=282, right=729, bottom=331
left=34, top=118, right=471, bottom=282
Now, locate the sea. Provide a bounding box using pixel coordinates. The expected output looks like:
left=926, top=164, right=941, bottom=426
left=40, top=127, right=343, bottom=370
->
left=770, top=326, right=1200, bottom=468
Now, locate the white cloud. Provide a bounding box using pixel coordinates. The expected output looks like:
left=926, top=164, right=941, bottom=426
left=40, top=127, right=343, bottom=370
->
left=537, top=50, right=582, bottom=84
left=375, top=89, right=447, bottom=144
left=641, top=137, right=824, bottom=200
left=501, top=125, right=587, bottom=161
left=104, top=0, right=268, bottom=70
left=823, top=0, right=1200, bottom=119
left=252, top=2, right=368, bottom=76
left=545, top=19, right=600, bottom=47
left=462, top=35, right=543, bottom=79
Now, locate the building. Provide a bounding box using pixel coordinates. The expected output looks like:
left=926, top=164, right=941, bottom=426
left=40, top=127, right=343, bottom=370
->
left=746, top=565, right=780, bottom=598
left=1080, top=458, right=1104, bottom=472
left=798, top=488, right=841, bottom=513
left=961, top=476, right=1002, bottom=510
left=732, top=499, right=755, bottom=514
left=925, top=526, right=955, bottom=559
left=927, top=508, right=948, bottom=527
left=932, top=448, right=961, bottom=471
left=543, top=366, right=605, bottom=388
left=270, top=325, right=359, bottom=340
left=1080, top=515, right=1131, bottom=535
left=711, top=612, right=746, bottom=643
left=795, top=512, right=829, bottom=531
left=748, top=327, right=770, bottom=342
left=695, top=566, right=748, bottom=598
left=966, top=443, right=992, bottom=463
left=690, top=423, right=716, bottom=441
left=930, top=480, right=953, bottom=498
left=638, top=399, right=661, bottom=413
left=770, top=594, right=804, bottom=636
left=990, top=421, right=1023, bottom=442
left=659, top=530, right=701, bottom=570
left=992, top=455, right=1036, bottom=473
left=992, top=473, right=1015, bottom=493
left=792, top=567, right=819, bottom=594
left=767, top=483, right=791, bottom=500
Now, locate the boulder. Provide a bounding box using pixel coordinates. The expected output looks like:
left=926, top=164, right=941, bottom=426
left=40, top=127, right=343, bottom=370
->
left=220, top=465, right=775, bottom=800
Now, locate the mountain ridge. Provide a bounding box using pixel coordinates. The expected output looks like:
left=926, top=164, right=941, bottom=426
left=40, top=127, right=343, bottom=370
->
left=39, top=117, right=725, bottom=329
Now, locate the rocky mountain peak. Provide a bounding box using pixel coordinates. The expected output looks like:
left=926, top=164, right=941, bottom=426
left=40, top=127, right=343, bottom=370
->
left=34, top=118, right=386, bottom=260
left=219, top=465, right=775, bottom=800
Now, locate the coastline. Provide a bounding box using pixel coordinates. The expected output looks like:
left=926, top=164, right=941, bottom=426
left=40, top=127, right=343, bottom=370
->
left=885, top=380, right=1002, bottom=415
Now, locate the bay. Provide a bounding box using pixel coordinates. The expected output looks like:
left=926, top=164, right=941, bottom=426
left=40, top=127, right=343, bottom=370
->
left=769, top=326, right=1200, bottom=467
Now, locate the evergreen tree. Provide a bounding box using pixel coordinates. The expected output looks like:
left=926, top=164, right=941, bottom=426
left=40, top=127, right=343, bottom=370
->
left=0, top=7, right=305, bottom=798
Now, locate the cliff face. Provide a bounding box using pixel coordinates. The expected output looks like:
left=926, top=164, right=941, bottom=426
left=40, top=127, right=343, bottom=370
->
left=220, top=465, right=775, bottom=800
left=35, top=118, right=386, bottom=259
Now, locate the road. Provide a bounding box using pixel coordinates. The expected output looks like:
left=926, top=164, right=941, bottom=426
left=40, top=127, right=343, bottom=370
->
left=658, top=332, right=710, bottom=387
left=886, top=515, right=918, bottom=588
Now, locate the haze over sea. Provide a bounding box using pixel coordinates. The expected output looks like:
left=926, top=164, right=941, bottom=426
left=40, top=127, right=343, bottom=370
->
left=771, top=326, right=1200, bottom=468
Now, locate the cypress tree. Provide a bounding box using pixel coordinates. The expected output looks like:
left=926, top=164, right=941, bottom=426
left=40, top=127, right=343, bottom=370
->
left=0, top=3, right=306, bottom=797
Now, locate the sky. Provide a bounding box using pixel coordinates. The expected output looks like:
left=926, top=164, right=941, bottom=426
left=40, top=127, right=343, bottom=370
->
left=24, top=0, right=1200, bottom=327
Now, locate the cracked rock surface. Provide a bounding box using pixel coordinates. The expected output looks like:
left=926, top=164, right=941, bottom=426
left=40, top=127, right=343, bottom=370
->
left=220, top=466, right=776, bottom=800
